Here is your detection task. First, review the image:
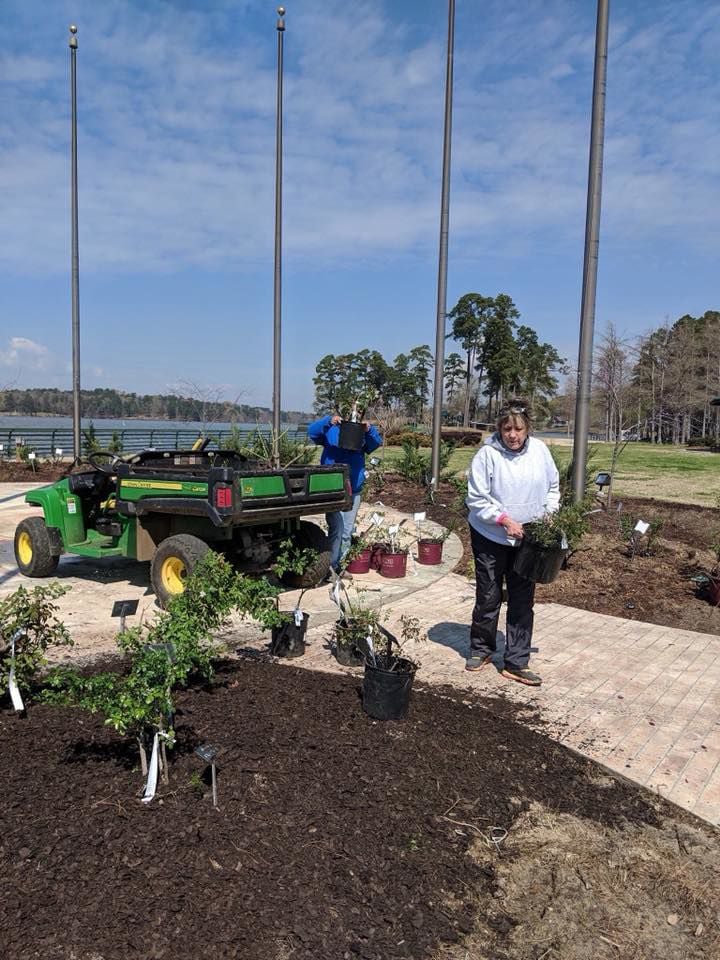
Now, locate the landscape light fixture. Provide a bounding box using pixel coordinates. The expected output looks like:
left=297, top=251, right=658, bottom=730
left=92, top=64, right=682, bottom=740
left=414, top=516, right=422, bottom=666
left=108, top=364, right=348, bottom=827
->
left=194, top=744, right=219, bottom=808
left=111, top=598, right=139, bottom=633
left=594, top=471, right=611, bottom=491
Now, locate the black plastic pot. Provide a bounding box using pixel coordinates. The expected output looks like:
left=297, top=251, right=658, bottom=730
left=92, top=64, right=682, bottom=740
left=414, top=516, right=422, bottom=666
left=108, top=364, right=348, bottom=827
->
left=513, top=537, right=567, bottom=584
left=334, top=621, right=371, bottom=667
left=338, top=420, right=365, bottom=452
left=362, top=657, right=417, bottom=720
left=270, top=613, right=309, bottom=658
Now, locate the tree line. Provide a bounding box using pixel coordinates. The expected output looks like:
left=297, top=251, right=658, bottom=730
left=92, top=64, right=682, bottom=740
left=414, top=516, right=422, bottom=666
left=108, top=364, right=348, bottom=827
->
left=580, top=310, right=720, bottom=444
left=313, top=293, right=566, bottom=426
left=0, top=387, right=311, bottom=425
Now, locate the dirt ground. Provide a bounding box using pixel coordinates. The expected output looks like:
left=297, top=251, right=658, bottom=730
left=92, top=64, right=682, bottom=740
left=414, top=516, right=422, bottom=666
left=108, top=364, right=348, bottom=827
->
left=1, top=658, right=718, bottom=960
left=375, top=477, right=720, bottom=637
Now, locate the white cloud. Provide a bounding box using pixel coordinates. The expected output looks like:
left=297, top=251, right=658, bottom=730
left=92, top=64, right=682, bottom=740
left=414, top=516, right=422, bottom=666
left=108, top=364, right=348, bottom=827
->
left=0, top=0, right=717, bottom=275
left=0, top=337, right=50, bottom=368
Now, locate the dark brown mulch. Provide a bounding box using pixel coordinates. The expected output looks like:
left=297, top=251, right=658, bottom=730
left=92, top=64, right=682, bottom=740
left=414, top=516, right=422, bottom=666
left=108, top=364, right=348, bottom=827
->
left=374, top=477, right=720, bottom=637
left=0, top=658, right=665, bottom=960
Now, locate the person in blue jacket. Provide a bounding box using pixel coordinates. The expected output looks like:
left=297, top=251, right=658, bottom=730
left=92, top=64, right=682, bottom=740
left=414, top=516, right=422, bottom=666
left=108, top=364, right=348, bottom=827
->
left=307, top=413, right=383, bottom=572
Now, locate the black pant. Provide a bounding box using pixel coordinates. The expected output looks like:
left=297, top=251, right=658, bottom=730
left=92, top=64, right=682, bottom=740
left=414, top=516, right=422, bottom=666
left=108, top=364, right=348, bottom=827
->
left=469, top=527, right=535, bottom=670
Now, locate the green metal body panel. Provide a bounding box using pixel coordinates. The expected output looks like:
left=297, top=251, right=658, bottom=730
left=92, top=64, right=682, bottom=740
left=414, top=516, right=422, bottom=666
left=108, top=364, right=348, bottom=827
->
left=26, top=479, right=86, bottom=545
left=308, top=472, right=345, bottom=493
left=239, top=475, right=285, bottom=497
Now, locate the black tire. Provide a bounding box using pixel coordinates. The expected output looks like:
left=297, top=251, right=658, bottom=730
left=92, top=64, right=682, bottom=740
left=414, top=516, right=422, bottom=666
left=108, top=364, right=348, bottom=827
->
left=279, top=520, right=331, bottom=589
left=14, top=517, right=60, bottom=578
left=150, top=534, right=210, bottom=608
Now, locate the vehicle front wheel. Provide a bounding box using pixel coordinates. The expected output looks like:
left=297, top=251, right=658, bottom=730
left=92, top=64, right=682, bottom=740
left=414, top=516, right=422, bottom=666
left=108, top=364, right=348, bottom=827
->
left=14, top=517, right=60, bottom=578
left=279, top=520, right=331, bottom=589
left=150, top=534, right=210, bottom=608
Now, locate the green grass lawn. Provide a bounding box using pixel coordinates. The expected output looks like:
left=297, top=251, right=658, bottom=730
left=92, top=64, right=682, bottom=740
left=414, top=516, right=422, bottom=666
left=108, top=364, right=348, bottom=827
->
left=374, top=440, right=720, bottom=506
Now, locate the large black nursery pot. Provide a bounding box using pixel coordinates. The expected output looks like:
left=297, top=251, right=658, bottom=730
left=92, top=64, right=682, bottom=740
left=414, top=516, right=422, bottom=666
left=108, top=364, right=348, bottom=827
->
left=362, top=657, right=417, bottom=721
left=338, top=420, right=365, bottom=452
left=270, top=613, right=309, bottom=658
left=513, top=537, right=567, bottom=584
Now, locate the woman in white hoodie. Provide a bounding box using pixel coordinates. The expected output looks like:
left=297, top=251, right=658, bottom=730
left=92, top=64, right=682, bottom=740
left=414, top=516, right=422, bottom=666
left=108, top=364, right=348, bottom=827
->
left=465, top=401, right=560, bottom=685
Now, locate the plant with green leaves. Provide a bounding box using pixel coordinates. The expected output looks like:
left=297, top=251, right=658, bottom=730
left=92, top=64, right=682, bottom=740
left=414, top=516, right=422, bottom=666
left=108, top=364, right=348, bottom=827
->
left=0, top=582, right=73, bottom=700
left=82, top=422, right=100, bottom=456
left=227, top=425, right=315, bottom=468
left=523, top=503, right=590, bottom=552
left=43, top=553, right=281, bottom=781
left=334, top=385, right=378, bottom=422
left=273, top=538, right=320, bottom=580
left=369, top=614, right=426, bottom=672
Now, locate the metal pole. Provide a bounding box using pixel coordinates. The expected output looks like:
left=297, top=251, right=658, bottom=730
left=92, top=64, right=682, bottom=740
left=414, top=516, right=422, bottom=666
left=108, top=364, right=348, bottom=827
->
left=571, top=0, right=610, bottom=501
left=272, top=6, right=285, bottom=465
left=69, top=25, right=81, bottom=461
left=430, top=0, right=455, bottom=494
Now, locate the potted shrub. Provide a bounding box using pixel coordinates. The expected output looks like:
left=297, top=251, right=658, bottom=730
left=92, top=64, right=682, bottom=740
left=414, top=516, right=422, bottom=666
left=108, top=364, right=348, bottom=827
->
left=513, top=502, right=592, bottom=583
left=329, top=583, right=383, bottom=667
left=379, top=522, right=410, bottom=579
left=343, top=535, right=372, bottom=575
left=416, top=520, right=454, bottom=566
left=261, top=591, right=309, bottom=659
left=362, top=615, right=425, bottom=721
left=335, top=387, right=377, bottom=452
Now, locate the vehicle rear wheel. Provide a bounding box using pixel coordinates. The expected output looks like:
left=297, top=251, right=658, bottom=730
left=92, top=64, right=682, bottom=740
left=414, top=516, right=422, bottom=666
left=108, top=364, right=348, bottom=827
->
left=150, top=534, right=210, bottom=608
left=14, top=517, right=60, bottom=578
left=279, top=520, right=331, bottom=589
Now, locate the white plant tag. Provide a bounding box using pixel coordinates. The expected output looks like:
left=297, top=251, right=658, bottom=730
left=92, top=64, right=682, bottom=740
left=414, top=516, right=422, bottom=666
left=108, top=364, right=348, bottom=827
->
left=28, top=452, right=36, bottom=461
left=293, top=607, right=303, bottom=627
left=413, top=512, right=426, bottom=522
left=634, top=520, right=650, bottom=535
left=141, top=733, right=160, bottom=804
left=55, top=448, right=63, bottom=457
left=388, top=524, right=400, bottom=535
left=369, top=513, right=383, bottom=526
left=331, top=579, right=342, bottom=607
left=9, top=634, right=25, bottom=713
left=366, top=634, right=376, bottom=665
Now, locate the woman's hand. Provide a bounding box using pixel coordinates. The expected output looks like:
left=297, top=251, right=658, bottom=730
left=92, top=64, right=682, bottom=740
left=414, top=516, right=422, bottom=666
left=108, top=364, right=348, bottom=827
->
left=330, top=414, right=342, bottom=425
left=501, top=517, right=524, bottom=539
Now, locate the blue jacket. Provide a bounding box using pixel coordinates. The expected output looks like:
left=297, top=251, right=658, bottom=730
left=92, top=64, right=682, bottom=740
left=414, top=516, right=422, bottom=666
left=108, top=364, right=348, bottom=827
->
left=307, top=415, right=382, bottom=495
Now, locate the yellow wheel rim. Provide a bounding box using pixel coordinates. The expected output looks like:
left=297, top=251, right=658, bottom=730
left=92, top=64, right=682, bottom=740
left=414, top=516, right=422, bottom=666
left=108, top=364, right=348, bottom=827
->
left=17, top=531, right=33, bottom=566
left=161, top=556, right=187, bottom=595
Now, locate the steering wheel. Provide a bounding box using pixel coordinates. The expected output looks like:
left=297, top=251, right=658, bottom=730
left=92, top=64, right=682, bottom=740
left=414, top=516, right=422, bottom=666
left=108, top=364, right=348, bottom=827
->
left=88, top=451, right=130, bottom=475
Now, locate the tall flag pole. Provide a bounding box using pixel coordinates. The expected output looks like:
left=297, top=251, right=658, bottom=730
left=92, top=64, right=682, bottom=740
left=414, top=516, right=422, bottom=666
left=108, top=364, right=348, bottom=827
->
left=430, top=0, right=455, bottom=494
left=572, top=0, right=610, bottom=501
left=69, top=25, right=82, bottom=460
left=272, top=6, right=286, bottom=465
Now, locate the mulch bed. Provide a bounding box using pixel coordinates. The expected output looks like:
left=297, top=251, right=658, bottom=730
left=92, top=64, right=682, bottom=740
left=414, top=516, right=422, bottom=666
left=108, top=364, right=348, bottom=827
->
left=0, top=657, right=664, bottom=960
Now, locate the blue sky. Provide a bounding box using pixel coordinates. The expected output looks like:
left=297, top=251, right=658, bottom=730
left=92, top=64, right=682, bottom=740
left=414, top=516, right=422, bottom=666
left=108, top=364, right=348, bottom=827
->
left=1, top=0, right=718, bottom=411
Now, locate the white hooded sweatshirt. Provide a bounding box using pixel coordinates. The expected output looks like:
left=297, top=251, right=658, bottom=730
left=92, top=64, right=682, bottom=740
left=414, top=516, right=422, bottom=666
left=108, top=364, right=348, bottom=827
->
left=466, top=433, right=560, bottom=546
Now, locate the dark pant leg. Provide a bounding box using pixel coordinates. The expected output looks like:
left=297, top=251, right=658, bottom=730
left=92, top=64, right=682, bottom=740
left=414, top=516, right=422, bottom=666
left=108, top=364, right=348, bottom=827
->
left=504, top=565, right=536, bottom=670
left=469, top=527, right=512, bottom=659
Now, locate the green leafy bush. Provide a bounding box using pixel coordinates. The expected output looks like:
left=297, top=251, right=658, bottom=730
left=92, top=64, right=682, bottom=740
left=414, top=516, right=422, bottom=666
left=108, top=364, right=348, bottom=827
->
left=523, top=503, right=590, bottom=551
left=0, top=583, right=73, bottom=698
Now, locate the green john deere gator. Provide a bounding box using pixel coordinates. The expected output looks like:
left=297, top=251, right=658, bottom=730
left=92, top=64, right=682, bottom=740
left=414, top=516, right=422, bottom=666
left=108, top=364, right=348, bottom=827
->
left=13, top=447, right=350, bottom=606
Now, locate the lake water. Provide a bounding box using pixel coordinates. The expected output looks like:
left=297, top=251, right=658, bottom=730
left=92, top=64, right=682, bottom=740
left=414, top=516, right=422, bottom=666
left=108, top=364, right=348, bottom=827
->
left=0, top=415, right=300, bottom=431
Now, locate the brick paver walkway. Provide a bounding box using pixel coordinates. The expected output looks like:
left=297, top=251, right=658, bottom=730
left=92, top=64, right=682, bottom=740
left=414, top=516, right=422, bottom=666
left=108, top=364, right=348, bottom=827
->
left=2, top=484, right=719, bottom=826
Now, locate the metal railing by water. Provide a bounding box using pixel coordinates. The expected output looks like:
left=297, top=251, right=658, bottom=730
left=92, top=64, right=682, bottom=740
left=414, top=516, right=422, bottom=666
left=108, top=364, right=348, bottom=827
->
left=0, top=426, right=307, bottom=458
